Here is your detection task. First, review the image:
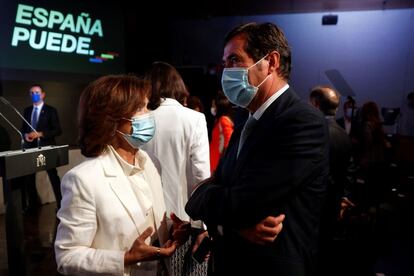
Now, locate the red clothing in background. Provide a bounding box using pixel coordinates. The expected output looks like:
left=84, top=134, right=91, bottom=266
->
left=210, top=116, right=234, bottom=172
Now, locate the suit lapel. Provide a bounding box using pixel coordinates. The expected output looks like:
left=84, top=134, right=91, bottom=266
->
left=233, top=88, right=297, bottom=178
left=37, top=106, right=45, bottom=129
left=99, top=152, right=144, bottom=234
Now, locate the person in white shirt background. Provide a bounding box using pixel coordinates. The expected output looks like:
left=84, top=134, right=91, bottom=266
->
left=143, top=62, right=210, bottom=222
left=142, top=62, right=211, bottom=275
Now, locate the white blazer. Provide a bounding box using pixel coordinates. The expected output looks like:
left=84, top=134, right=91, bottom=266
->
left=142, top=98, right=210, bottom=221
left=55, top=148, right=170, bottom=276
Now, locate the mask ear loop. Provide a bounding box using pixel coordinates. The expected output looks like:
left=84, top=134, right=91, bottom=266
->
left=247, top=54, right=269, bottom=70
left=248, top=54, right=271, bottom=88
left=257, top=73, right=271, bottom=88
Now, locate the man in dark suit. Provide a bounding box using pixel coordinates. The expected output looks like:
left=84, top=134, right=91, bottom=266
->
left=186, top=22, right=329, bottom=275
left=309, top=86, right=356, bottom=275
left=21, top=84, right=62, bottom=211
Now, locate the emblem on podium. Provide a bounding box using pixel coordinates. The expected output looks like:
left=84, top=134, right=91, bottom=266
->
left=36, top=153, right=46, bottom=167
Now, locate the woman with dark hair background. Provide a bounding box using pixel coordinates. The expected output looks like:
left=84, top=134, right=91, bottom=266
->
left=142, top=62, right=210, bottom=275
left=354, top=101, right=391, bottom=207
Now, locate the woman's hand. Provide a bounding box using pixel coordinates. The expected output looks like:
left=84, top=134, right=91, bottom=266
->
left=170, top=212, right=191, bottom=245
left=338, top=198, right=356, bottom=220
left=124, top=227, right=178, bottom=265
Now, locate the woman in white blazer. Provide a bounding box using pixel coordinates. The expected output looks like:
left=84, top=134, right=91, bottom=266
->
left=142, top=62, right=210, bottom=222
left=55, top=75, right=189, bottom=276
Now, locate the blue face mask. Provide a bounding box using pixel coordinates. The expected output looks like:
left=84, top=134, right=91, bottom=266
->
left=117, top=113, right=155, bottom=149
left=31, top=93, right=41, bottom=103
left=221, top=55, right=271, bottom=108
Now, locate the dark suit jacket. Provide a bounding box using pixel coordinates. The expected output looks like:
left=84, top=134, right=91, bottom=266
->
left=21, top=104, right=62, bottom=148
left=320, top=117, right=355, bottom=240
left=186, top=88, right=329, bottom=275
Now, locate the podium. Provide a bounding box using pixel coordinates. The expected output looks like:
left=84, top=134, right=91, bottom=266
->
left=0, top=145, right=69, bottom=275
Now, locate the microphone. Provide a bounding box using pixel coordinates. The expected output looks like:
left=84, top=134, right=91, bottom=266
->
left=0, top=96, right=41, bottom=149
left=0, top=111, right=25, bottom=151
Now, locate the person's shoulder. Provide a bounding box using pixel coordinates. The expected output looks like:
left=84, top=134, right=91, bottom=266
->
left=183, top=105, right=205, bottom=116
left=219, top=115, right=234, bottom=126
left=64, top=156, right=100, bottom=176
left=178, top=105, right=206, bottom=124
left=336, top=117, right=345, bottom=125
left=43, top=104, right=57, bottom=111
left=329, top=120, right=349, bottom=137
left=284, top=96, right=325, bottom=122
left=61, top=156, right=99, bottom=186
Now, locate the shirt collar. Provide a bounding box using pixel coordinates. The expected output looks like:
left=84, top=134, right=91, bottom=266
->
left=160, top=98, right=181, bottom=106
left=253, top=84, right=289, bottom=120
left=107, top=145, right=146, bottom=176
left=33, top=102, right=44, bottom=110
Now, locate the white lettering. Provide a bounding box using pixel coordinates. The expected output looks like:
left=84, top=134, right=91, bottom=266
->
left=11, top=26, right=30, bottom=46
left=47, top=10, right=64, bottom=29
left=33, top=8, right=48, bottom=28
left=76, top=37, right=91, bottom=55
left=61, top=34, right=77, bottom=52
left=75, top=15, right=91, bottom=35
left=15, top=4, right=33, bottom=25
left=12, top=5, right=103, bottom=57
left=89, top=20, right=103, bottom=37
left=29, top=29, right=47, bottom=49
left=60, top=14, right=75, bottom=32
left=45, top=32, right=62, bottom=52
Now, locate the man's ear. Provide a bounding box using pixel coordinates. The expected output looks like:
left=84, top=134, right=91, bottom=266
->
left=267, top=51, right=280, bottom=74
left=309, top=98, right=320, bottom=109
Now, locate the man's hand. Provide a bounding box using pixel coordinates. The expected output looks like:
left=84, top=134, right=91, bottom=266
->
left=26, top=131, right=43, bottom=142
left=238, top=214, right=285, bottom=245
left=170, top=212, right=191, bottom=245
left=124, top=227, right=178, bottom=265
left=25, top=133, right=34, bottom=142
left=191, top=230, right=209, bottom=254
left=338, top=198, right=355, bottom=220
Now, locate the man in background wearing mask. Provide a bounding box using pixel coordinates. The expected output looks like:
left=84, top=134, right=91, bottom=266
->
left=21, top=84, right=62, bottom=213
left=337, top=96, right=357, bottom=136
left=186, top=22, right=329, bottom=275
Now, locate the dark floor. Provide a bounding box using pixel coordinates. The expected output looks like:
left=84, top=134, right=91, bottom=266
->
left=1, top=184, right=413, bottom=276
left=0, top=202, right=61, bottom=276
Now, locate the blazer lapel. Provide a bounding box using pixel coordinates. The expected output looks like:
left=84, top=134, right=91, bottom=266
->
left=99, top=153, right=144, bottom=234
left=37, top=106, right=45, bottom=128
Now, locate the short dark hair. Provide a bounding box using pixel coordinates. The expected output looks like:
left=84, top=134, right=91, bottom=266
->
left=78, top=75, right=150, bottom=157
left=407, top=92, right=414, bottom=101
left=224, top=22, right=292, bottom=81
left=146, top=62, right=189, bottom=110
left=29, top=84, right=44, bottom=93
left=309, top=86, right=339, bottom=116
